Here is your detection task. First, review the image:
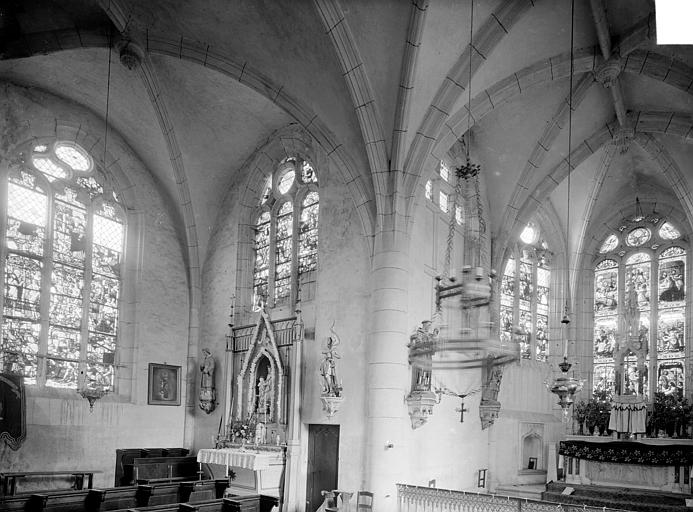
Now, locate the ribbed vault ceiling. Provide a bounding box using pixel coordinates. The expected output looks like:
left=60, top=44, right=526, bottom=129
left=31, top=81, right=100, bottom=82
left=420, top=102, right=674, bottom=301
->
left=0, top=0, right=692, bottom=277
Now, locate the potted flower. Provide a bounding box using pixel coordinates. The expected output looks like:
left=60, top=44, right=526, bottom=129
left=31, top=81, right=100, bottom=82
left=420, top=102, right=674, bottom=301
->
left=585, top=399, right=601, bottom=435
left=596, top=399, right=612, bottom=435
left=573, top=400, right=588, bottom=435
left=649, top=392, right=692, bottom=438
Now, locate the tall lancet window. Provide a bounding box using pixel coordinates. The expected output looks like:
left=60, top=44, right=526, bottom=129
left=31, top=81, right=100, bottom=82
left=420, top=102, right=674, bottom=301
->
left=1, top=141, right=125, bottom=390
left=593, top=217, right=686, bottom=399
left=252, top=157, right=319, bottom=309
left=500, top=223, right=550, bottom=361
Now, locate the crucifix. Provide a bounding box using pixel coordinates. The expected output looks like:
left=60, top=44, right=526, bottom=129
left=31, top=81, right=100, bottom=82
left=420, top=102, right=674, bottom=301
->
left=456, top=401, right=469, bottom=423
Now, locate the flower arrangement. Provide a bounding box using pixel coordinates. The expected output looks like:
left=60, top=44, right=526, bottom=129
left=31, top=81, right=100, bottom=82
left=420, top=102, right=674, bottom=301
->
left=649, top=392, right=692, bottom=438
left=228, top=416, right=257, bottom=443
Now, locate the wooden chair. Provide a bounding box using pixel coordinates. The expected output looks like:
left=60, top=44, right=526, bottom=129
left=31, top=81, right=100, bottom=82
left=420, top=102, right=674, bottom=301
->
left=356, top=491, right=373, bottom=512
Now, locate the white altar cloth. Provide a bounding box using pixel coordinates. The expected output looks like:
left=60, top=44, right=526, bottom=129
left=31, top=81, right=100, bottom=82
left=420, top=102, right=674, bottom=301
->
left=197, top=448, right=282, bottom=471
left=608, top=395, right=647, bottom=434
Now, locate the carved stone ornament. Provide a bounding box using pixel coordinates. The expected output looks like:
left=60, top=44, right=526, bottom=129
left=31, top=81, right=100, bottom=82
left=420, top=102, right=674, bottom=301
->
left=406, top=390, right=437, bottom=430
left=116, top=39, right=144, bottom=71
left=320, top=395, right=344, bottom=418
left=594, top=56, right=623, bottom=89
left=479, top=401, right=501, bottom=430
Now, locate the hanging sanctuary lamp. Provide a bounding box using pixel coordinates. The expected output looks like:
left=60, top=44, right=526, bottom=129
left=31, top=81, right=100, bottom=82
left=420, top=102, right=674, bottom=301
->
left=547, top=0, right=583, bottom=419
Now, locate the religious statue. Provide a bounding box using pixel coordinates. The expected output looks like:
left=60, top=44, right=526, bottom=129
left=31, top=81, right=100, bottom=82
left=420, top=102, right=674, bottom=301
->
left=256, top=374, right=273, bottom=415
left=624, top=277, right=640, bottom=340
left=199, top=348, right=217, bottom=414
left=320, top=324, right=342, bottom=397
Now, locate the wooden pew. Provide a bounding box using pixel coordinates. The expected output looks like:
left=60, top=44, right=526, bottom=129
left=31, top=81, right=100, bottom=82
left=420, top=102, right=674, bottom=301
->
left=86, top=480, right=227, bottom=511
left=117, top=450, right=191, bottom=487
left=180, top=480, right=229, bottom=503
left=115, top=450, right=147, bottom=487
left=0, top=480, right=229, bottom=512
left=119, top=494, right=277, bottom=512
left=86, top=486, right=143, bottom=511
left=130, top=457, right=199, bottom=486
left=1, top=470, right=98, bottom=496
left=20, top=489, right=89, bottom=512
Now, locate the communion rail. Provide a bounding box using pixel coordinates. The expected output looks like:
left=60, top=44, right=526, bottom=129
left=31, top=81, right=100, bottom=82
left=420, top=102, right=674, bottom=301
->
left=396, top=484, right=632, bottom=512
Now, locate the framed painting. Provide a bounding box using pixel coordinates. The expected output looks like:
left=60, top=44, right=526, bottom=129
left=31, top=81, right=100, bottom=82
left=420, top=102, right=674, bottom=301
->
left=148, top=363, right=181, bottom=405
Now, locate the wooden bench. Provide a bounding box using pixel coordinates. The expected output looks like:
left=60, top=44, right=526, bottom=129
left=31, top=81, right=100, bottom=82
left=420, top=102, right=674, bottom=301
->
left=1, top=470, right=98, bottom=496
left=127, top=457, right=199, bottom=486
left=123, top=496, right=259, bottom=512
left=19, top=489, right=89, bottom=512
left=0, top=480, right=229, bottom=512
left=116, top=449, right=190, bottom=487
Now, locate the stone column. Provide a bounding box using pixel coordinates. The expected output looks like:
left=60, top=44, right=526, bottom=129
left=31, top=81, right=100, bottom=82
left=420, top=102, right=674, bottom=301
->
left=365, top=231, right=410, bottom=512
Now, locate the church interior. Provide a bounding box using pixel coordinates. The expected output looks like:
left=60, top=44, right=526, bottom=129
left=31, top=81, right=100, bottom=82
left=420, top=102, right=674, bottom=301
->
left=2, top=1, right=693, bottom=511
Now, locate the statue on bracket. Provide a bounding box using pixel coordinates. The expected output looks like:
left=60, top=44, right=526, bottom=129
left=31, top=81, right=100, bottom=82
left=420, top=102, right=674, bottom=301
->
left=479, top=356, right=502, bottom=429
left=199, top=348, right=217, bottom=414
left=320, top=322, right=344, bottom=417
left=406, top=320, right=438, bottom=429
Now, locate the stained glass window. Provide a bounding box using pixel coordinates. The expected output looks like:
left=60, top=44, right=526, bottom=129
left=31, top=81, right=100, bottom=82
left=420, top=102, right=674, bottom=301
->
left=251, top=157, right=319, bottom=309
left=253, top=211, right=271, bottom=307
left=439, top=161, right=450, bottom=182
left=626, top=227, right=650, bottom=247
left=593, top=217, right=687, bottom=399
left=455, top=205, right=464, bottom=226
left=274, top=201, right=293, bottom=303
left=299, top=192, right=319, bottom=274
left=500, top=227, right=550, bottom=362
left=599, top=234, right=618, bottom=253
left=1, top=141, right=123, bottom=391
left=439, top=191, right=449, bottom=213
left=659, top=222, right=681, bottom=240
left=520, top=224, right=537, bottom=245
left=277, top=170, right=295, bottom=195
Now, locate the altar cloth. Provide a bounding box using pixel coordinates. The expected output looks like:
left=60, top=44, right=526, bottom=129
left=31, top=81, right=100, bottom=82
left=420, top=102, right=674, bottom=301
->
left=608, top=395, right=647, bottom=434
left=197, top=448, right=282, bottom=471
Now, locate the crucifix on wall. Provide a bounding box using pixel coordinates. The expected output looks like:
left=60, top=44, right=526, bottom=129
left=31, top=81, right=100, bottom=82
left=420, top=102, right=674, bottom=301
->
left=456, top=401, right=469, bottom=423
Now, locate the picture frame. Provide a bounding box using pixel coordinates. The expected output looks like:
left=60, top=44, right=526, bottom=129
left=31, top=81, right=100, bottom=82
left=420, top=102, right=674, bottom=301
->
left=528, top=457, right=537, bottom=470
left=148, top=363, right=181, bottom=406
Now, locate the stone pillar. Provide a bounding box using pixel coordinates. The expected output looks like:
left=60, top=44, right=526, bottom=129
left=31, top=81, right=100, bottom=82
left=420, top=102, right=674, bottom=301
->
left=366, top=232, right=410, bottom=512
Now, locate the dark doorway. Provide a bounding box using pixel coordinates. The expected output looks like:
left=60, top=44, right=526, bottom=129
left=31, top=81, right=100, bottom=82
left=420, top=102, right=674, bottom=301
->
left=306, top=424, right=339, bottom=512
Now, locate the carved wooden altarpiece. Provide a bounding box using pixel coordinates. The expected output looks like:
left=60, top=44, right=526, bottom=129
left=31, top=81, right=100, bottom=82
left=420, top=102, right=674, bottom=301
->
left=229, top=305, right=303, bottom=442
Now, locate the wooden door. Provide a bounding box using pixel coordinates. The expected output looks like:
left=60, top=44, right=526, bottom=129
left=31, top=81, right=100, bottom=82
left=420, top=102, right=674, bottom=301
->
left=306, top=424, right=339, bottom=512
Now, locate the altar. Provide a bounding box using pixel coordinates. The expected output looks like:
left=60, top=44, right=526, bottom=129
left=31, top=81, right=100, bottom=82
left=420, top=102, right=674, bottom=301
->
left=559, top=435, right=693, bottom=493
left=197, top=447, right=286, bottom=499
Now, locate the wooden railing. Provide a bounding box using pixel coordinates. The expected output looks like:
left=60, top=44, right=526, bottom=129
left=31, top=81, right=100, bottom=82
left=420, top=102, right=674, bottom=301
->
left=396, top=484, right=632, bottom=512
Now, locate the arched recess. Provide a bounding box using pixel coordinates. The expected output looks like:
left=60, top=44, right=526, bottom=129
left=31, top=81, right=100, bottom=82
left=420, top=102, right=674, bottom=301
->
left=495, top=200, right=566, bottom=363
left=1, top=113, right=145, bottom=400
left=232, top=125, right=333, bottom=319
left=577, top=195, right=691, bottom=398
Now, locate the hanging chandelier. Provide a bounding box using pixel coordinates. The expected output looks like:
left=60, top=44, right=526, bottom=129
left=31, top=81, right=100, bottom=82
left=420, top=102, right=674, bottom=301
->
left=408, top=0, right=518, bottom=373
left=547, top=0, right=583, bottom=419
